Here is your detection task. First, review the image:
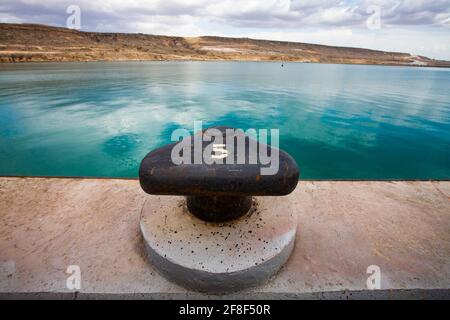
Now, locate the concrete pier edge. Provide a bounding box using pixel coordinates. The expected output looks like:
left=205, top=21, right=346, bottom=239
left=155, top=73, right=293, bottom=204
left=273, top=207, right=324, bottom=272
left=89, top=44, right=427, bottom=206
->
left=0, top=177, right=449, bottom=299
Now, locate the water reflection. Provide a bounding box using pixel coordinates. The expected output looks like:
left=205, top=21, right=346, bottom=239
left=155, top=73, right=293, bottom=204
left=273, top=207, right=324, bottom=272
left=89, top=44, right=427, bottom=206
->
left=0, top=61, right=448, bottom=179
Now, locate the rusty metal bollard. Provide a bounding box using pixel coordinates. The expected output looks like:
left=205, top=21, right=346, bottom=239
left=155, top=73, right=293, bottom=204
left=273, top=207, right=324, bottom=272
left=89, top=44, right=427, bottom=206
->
left=139, top=126, right=299, bottom=222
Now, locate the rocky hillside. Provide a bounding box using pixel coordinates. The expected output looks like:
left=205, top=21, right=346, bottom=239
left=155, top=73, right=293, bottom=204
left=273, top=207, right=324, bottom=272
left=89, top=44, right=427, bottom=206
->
left=1, top=23, right=449, bottom=67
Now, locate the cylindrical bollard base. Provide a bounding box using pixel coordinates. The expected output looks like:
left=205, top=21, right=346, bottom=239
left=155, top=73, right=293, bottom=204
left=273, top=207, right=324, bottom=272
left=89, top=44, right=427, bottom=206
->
left=140, top=196, right=297, bottom=294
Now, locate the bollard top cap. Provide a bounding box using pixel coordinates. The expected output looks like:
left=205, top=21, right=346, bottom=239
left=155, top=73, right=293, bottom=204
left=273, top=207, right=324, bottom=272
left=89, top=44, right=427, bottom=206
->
left=139, top=126, right=299, bottom=196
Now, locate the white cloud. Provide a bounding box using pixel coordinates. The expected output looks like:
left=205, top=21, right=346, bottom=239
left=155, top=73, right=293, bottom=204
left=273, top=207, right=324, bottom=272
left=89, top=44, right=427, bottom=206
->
left=0, top=12, right=23, bottom=23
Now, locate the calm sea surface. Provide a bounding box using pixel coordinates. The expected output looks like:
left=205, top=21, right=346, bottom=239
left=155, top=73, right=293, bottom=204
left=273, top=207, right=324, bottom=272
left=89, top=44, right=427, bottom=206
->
left=0, top=61, right=449, bottom=179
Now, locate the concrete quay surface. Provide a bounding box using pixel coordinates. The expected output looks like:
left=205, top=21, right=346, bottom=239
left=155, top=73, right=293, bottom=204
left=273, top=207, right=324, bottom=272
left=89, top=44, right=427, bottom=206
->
left=0, top=177, right=449, bottom=299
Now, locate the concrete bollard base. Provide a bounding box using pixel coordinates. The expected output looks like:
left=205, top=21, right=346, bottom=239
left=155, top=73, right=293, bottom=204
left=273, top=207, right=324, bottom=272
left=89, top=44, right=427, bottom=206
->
left=140, top=196, right=297, bottom=294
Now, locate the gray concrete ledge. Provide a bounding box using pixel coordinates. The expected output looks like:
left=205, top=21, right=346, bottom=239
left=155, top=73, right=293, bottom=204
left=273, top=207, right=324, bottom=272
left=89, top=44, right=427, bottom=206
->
left=0, top=177, right=449, bottom=299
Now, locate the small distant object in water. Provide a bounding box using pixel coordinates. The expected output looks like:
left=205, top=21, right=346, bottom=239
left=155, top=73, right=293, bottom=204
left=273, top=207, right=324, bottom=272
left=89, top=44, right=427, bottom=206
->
left=281, top=62, right=284, bottom=67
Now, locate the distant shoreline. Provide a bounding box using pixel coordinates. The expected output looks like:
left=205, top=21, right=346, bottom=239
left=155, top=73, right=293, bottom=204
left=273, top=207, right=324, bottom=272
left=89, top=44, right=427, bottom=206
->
left=2, top=59, right=449, bottom=69
left=1, top=23, right=450, bottom=68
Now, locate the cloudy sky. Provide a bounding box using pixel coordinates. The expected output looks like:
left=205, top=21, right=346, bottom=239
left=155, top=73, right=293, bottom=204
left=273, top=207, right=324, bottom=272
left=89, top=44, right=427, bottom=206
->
left=1, top=0, right=449, bottom=59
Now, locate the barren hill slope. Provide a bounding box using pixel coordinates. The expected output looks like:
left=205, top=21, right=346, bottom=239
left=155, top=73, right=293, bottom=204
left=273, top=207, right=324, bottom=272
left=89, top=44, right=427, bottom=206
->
left=1, top=23, right=449, bottom=67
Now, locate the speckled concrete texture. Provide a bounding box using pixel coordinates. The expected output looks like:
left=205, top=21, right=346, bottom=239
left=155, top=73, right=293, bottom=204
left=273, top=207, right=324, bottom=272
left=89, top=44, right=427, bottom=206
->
left=0, top=177, right=449, bottom=299
left=140, top=196, right=296, bottom=293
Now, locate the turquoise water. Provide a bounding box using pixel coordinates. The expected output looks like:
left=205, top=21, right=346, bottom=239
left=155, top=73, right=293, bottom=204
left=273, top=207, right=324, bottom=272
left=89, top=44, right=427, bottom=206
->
left=0, top=61, right=449, bottom=179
